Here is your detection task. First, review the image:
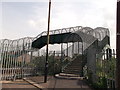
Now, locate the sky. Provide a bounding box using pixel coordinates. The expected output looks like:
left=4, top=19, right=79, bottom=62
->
left=0, top=0, right=117, bottom=49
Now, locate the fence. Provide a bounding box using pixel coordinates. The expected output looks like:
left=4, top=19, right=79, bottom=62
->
left=0, top=38, right=36, bottom=80
left=96, top=48, right=116, bottom=88
left=83, top=48, right=116, bottom=88
left=0, top=38, right=81, bottom=81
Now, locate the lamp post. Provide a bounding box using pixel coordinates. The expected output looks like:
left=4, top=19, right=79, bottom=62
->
left=116, top=0, right=120, bottom=88
left=44, top=0, right=51, bottom=83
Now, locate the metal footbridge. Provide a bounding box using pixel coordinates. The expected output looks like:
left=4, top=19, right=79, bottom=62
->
left=0, top=26, right=110, bottom=80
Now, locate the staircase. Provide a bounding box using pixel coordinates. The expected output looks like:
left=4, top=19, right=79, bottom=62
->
left=55, top=55, right=84, bottom=79
left=63, top=55, right=82, bottom=75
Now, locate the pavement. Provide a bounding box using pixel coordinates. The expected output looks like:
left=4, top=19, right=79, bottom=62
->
left=24, top=76, right=93, bottom=89
left=1, top=79, right=39, bottom=90
left=1, top=76, right=93, bottom=90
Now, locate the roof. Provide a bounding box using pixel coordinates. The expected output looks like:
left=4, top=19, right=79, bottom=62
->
left=32, top=32, right=82, bottom=49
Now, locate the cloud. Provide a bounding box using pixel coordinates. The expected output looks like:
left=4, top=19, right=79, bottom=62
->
left=1, top=0, right=116, bottom=49
left=28, top=20, right=36, bottom=27
left=28, top=19, right=47, bottom=31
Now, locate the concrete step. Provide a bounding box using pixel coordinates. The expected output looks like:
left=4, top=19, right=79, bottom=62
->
left=55, top=73, right=84, bottom=80
left=64, top=66, right=82, bottom=69
left=65, top=66, right=81, bottom=69
left=63, top=71, right=80, bottom=74
left=71, top=63, right=81, bottom=64
left=64, top=69, right=81, bottom=71
left=59, top=73, right=79, bottom=77
left=66, top=65, right=81, bottom=67
left=69, top=64, right=81, bottom=66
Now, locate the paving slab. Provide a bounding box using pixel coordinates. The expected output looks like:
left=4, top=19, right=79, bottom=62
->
left=25, top=76, right=93, bottom=89
left=1, top=79, right=39, bottom=90
left=1, top=76, right=93, bottom=90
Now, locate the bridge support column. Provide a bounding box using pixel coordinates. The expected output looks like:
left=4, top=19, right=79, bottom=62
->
left=87, top=43, right=97, bottom=83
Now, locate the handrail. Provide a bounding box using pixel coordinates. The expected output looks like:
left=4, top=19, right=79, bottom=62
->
left=62, top=54, right=82, bottom=72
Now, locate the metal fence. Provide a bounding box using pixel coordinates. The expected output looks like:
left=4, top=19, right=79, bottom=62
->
left=83, top=48, right=116, bottom=88
left=96, top=48, right=116, bottom=88
left=0, top=38, right=36, bottom=80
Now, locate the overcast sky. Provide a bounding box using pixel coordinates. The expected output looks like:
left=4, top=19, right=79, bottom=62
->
left=0, top=0, right=117, bottom=49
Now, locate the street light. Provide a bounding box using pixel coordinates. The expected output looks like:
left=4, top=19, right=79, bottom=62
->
left=44, top=0, right=51, bottom=83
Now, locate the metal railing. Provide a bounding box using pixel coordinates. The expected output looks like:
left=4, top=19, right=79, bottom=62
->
left=96, top=48, right=116, bottom=88
left=83, top=48, right=116, bottom=88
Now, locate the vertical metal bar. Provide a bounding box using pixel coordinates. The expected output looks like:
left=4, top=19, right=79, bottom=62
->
left=26, top=42, right=28, bottom=77
left=12, top=45, right=15, bottom=79
left=78, top=42, right=79, bottom=54
left=23, top=42, right=26, bottom=77
left=44, top=0, right=51, bottom=83
left=6, top=43, right=9, bottom=80
left=4, top=44, right=7, bottom=80
left=9, top=43, right=12, bottom=80
left=22, top=40, right=25, bottom=78
left=53, top=51, right=55, bottom=75
left=111, top=49, right=114, bottom=88
left=67, top=43, right=68, bottom=57
left=30, top=51, right=33, bottom=76
left=16, top=44, right=19, bottom=78
left=2, top=43, right=5, bottom=80
left=61, top=43, right=63, bottom=72
left=13, top=43, right=16, bottom=80
left=9, top=43, right=13, bottom=79
left=1, top=41, right=4, bottom=80
left=113, top=49, right=116, bottom=88
left=15, top=44, right=17, bottom=79
left=21, top=40, right=24, bottom=78
left=103, top=51, right=105, bottom=77
left=72, top=42, right=74, bottom=57
left=16, top=41, right=19, bottom=78
left=81, top=42, right=84, bottom=77
left=30, top=51, right=33, bottom=62
left=14, top=45, right=17, bottom=80
left=8, top=42, right=11, bottom=80
left=19, top=46, right=22, bottom=78
left=13, top=45, right=16, bottom=79
left=116, top=0, right=120, bottom=88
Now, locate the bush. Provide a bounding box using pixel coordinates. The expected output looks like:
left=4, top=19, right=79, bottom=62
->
left=30, top=55, right=61, bottom=76
left=91, top=77, right=107, bottom=89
